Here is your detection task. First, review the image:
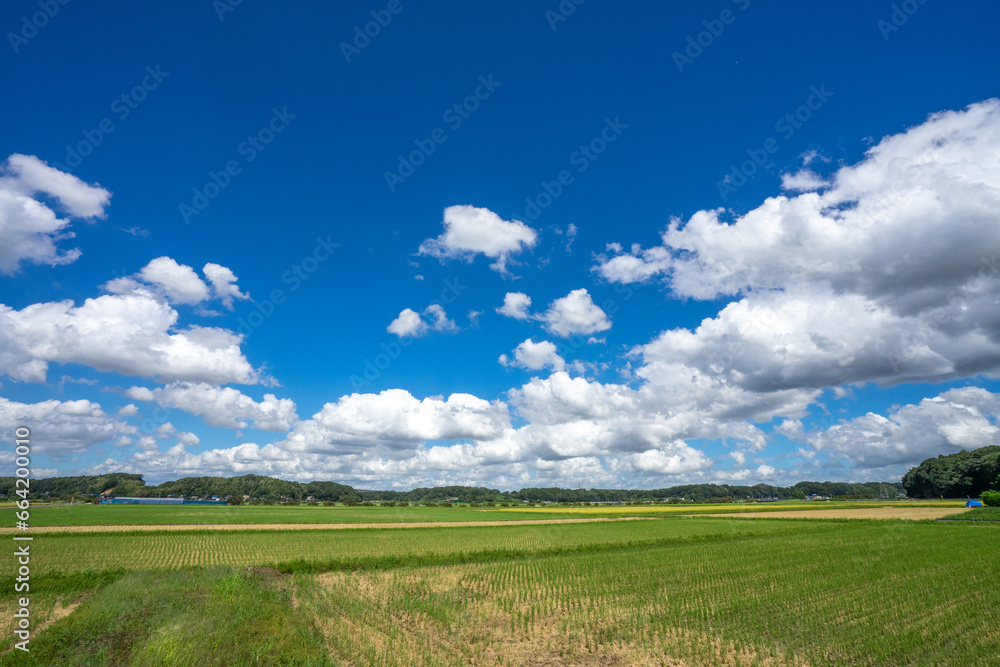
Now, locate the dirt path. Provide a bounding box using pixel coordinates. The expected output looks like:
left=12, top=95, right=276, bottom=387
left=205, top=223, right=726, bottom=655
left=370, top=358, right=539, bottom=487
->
left=699, top=507, right=966, bottom=520
left=0, top=516, right=651, bottom=534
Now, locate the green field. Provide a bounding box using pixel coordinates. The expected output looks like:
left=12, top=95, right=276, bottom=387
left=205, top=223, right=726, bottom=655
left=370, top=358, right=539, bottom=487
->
left=1, top=499, right=963, bottom=527
left=944, top=506, right=1000, bottom=521
left=1, top=507, right=996, bottom=665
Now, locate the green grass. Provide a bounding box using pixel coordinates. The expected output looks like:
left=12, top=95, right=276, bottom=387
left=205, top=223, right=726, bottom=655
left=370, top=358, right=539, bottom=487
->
left=1, top=518, right=995, bottom=665
left=943, top=506, right=1000, bottom=521
left=3, top=499, right=963, bottom=527
left=298, top=521, right=1000, bottom=666
left=0, top=567, right=330, bottom=666
left=13, top=517, right=817, bottom=580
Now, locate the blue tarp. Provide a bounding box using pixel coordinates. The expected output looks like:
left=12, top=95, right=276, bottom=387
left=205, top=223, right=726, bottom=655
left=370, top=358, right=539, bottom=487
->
left=967, top=500, right=983, bottom=507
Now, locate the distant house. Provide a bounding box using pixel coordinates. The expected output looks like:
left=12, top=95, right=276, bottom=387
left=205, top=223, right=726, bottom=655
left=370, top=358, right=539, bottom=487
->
left=445, top=497, right=459, bottom=502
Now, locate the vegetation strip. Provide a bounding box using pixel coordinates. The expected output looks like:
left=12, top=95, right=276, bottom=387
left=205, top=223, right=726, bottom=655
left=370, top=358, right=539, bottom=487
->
left=0, top=516, right=652, bottom=534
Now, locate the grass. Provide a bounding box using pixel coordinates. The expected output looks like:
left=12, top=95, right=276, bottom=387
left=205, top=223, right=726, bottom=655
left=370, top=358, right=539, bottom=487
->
left=5, top=519, right=993, bottom=665
left=297, top=521, right=1000, bottom=666
left=10, top=517, right=817, bottom=580
left=2, top=499, right=963, bottom=527
left=943, top=506, right=1000, bottom=521
left=0, top=567, right=330, bottom=666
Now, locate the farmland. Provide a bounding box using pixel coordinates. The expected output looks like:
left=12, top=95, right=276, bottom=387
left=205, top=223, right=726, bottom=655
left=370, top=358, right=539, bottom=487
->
left=0, top=499, right=963, bottom=528
left=1, top=504, right=996, bottom=665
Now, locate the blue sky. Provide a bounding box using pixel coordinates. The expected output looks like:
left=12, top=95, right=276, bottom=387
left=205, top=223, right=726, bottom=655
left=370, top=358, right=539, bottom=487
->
left=2, top=0, right=999, bottom=489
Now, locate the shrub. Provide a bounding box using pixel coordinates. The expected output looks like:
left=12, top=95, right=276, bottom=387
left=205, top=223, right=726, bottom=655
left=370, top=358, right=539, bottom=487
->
left=423, top=502, right=437, bottom=508
left=322, top=501, right=336, bottom=506
left=342, top=498, right=359, bottom=506
left=439, top=502, right=453, bottom=508
left=981, top=490, right=1000, bottom=507
left=361, top=501, right=373, bottom=507
left=381, top=501, right=396, bottom=507
left=306, top=501, right=318, bottom=506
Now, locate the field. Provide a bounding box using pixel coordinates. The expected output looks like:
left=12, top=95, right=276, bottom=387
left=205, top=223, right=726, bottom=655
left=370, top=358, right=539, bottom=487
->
left=1, top=502, right=996, bottom=666
left=0, top=499, right=963, bottom=528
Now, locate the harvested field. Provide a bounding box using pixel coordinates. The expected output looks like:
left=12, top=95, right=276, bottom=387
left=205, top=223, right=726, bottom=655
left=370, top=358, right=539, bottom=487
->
left=701, top=506, right=966, bottom=520
left=0, top=516, right=649, bottom=534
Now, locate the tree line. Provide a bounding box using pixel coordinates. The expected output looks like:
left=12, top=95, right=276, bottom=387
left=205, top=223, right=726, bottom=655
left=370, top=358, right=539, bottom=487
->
left=0, top=473, right=360, bottom=503
left=902, top=446, right=1000, bottom=498
left=0, top=473, right=912, bottom=504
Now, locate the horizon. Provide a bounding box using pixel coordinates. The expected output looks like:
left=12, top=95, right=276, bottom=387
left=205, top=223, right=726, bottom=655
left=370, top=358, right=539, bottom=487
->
left=2, top=1, right=1000, bottom=491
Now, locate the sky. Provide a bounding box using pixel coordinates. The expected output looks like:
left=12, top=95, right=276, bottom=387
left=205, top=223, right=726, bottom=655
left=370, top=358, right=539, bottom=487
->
left=1, top=0, right=999, bottom=490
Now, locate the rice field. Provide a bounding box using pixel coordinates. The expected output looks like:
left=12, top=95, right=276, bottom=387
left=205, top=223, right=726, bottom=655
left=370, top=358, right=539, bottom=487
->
left=1, top=504, right=995, bottom=665
left=19, top=517, right=812, bottom=578
left=297, top=521, right=1000, bottom=666
left=1, top=500, right=965, bottom=528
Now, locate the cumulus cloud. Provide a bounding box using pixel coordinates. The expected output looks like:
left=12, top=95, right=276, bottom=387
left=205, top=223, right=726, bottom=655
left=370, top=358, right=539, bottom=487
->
left=0, top=397, right=134, bottom=453
left=808, top=387, right=1000, bottom=468
left=0, top=291, right=264, bottom=385
left=593, top=243, right=671, bottom=284
left=0, top=154, right=111, bottom=274
left=496, top=292, right=532, bottom=320
left=102, top=257, right=248, bottom=310
left=499, top=339, right=565, bottom=371
left=126, top=382, right=298, bottom=431
left=138, top=257, right=210, bottom=305
left=780, top=169, right=828, bottom=192
left=597, top=99, right=1000, bottom=406
left=418, top=205, right=538, bottom=274
left=283, top=389, right=511, bottom=453
left=538, top=289, right=611, bottom=337
left=387, top=304, right=457, bottom=338
left=202, top=263, right=250, bottom=310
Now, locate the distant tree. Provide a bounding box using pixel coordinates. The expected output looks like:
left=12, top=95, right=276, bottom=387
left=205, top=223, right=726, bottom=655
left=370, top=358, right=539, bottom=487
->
left=227, top=495, right=244, bottom=506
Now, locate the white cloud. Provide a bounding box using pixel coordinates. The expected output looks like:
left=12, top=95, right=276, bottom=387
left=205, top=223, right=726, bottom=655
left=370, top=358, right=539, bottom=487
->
left=730, top=450, right=746, bottom=465
left=780, top=169, right=828, bottom=192
left=500, top=339, right=565, bottom=371
left=127, top=381, right=298, bottom=431
left=808, top=387, right=1000, bottom=468
left=0, top=154, right=111, bottom=274
left=538, top=289, right=611, bottom=337
left=496, top=292, right=532, bottom=320
left=387, top=308, right=425, bottom=337
left=284, top=389, right=511, bottom=453
left=593, top=243, right=671, bottom=284
left=202, top=263, right=249, bottom=310
left=418, top=205, right=538, bottom=274
left=0, top=291, right=264, bottom=385
left=756, top=464, right=776, bottom=477
left=138, top=257, right=210, bottom=305
left=0, top=397, right=134, bottom=454
left=387, top=304, right=457, bottom=338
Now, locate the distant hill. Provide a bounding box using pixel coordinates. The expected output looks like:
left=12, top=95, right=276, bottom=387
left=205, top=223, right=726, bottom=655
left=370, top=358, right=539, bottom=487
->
left=902, top=446, right=1000, bottom=498
left=1, top=474, right=904, bottom=503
